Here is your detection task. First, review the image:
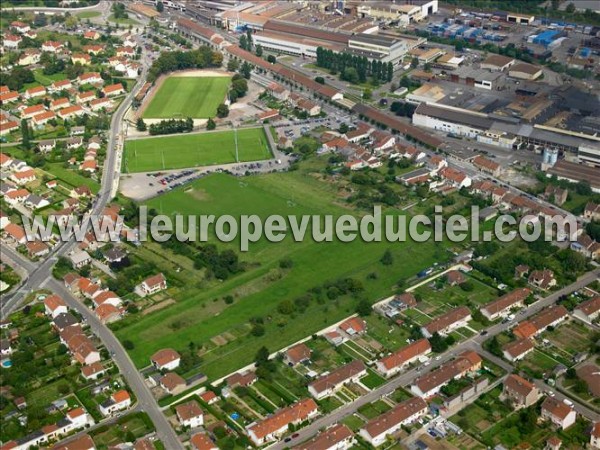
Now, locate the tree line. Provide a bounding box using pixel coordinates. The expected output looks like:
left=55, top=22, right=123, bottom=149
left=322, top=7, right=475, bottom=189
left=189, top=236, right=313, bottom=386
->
left=316, top=47, right=394, bottom=84
left=148, top=117, right=194, bottom=135
left=147, top=47, right=223, bottom=82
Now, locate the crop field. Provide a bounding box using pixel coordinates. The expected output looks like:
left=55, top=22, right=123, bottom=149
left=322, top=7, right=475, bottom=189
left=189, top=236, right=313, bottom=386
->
left=142, top=76, right=230, bottom=119
left=123, top=127, right=272, bottom=172
left=114, top=162, right=452, bottom=380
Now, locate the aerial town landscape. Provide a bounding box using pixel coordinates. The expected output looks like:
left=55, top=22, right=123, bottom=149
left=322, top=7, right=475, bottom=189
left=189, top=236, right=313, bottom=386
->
left=0, top=0, right=600, bottom=449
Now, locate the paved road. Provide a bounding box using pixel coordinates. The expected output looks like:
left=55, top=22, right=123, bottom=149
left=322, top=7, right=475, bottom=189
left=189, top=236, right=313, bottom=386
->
left=47, top=278, right=183, bottom=449
left=1, top=0, right=108, bottom=14
left=270, top=268, right=600, bottom=450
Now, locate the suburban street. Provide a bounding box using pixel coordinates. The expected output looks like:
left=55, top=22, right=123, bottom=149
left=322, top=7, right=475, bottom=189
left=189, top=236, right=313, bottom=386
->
left=269, top=268, right=600, bottom=450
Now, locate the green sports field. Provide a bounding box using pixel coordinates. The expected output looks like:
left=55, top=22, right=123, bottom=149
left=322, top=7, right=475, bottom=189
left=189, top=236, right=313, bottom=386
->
left=142, top=76, right=230, bottom=119
left=123, top=128, right=272, bottom=172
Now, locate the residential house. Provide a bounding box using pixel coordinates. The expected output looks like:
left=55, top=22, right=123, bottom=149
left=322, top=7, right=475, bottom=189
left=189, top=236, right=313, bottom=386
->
left=0, top=120, right=19, bottom=135
left=200, top=391, right=218, bottom=405
left=26, top=240, right=50, bottom=258
left=308, top=360, right=366, bottom=399
left=99, top=390, right=131, bottom=416
left=502, top=338, right=534, bottom=362
left=139, top=273, right=167, bottom=296
left=472, top=155, right=501, bottom=176
left=481, top=288, right=531, bottom=321
left=54, top=434, right=95, bottom=450
left=359, top=397, right=427, bottom=447
left=226, top=370, right=257, bottom=388
left=512, top=305, right=568, bottom=339
left=4, top=223, right=27, bottom=244
left=411, top=351, right=482, bottom=398
left=71, top=53, right=91, bottom=65
left=18, top=49, right=41, bottom=66
left=573, top=296, right=600, bottom=324
left=10, top=169, right=36, bottom=185
left=571, top=234, right=600, bottom=260
left=160, top=372, right=186, bottom=395
left=89, top=97, right=113, bottom=111
left=528, top=269, right=556, bottom=290
left=58, top=105, right=85, bottom=120
left=446, top=270, right=466, bottom=286
left=78, top=72, right=103, bottom=85
left=95, top=303, right=121, bottom=324
left=151, top=348, right=181, bottom=371
left=293, top=424, right=354, bottom=450
left=338, top=317, right=367, bottom=336
left=267, top=82, right=290, bottom=101
left=285, top=343, right=312, bottom=366
left=544, top=185, right=568, bottom=206
left=76, top=90, right=96, bottom=103
left=420, top=306, right=471, bottom=338
left=500, top=374, right=540, bottom=409
left=541, top=397, right=576, bottom=430
left=246, top=399, right=318, bottom=445
left=81, top=361, right=106, bottom=381
left=24, top=85, right=46, bottom=100
left=69, top=250, right=92, bottom=269
left=584, top=202, right=600, bottom=221
left=41, top=40, right=63, bottom=53
left=49, top=79, right=73, bottom=93
left=33, top=111, right=57, bottom=127
left=190, top=433, right=217, bottom=450
left=102, top=83, right=125, bottom=97
left=376, top=338, right=431, bottom=378
left=2, top=33, right=22, bottom=48
left=590, top=423, right=600, bottom=449
left=175, top=400, right=204, bottom=428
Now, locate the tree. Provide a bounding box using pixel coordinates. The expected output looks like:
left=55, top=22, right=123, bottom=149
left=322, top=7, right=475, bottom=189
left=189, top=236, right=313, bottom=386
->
left=356, top=299, right=372, bottom=316
left=255, top=44, right=263, bottom=57
left=246, top=28, right=253, bottom=50
left=123, top=340, right=135, bottom=350
left=21, top=119, right=30, bottom=150
left=267, top=54, right=276, bottom=64
left=227, top=59, right=239, bottom=72
left=363, top=88, right=372, bottom=100
left=429, top=333, right=448, bottom=353
left=240, top=61, right=252, bottom=79
left=255, top=346, right=270, bottom=366
left=64, top=14, right=78, bottom=29
left=239, top=35, right=248, bottom=51
left=136, top=117, right=147, bottom=131
left=315, top=76, right=325, bottom=84
left=156, top=0, right=164, bottom=12
left=206, top=117, right=216, bottom=130
left=216, top=103, right=229, bottom=118
left=486, top=336, right=503, bottom=357
left=565, top=2, right=576, bottom=13
left=411, top=57, right=419, bottom=68
left=251, top=323, right=265, bottom=336
left=341, top=67, right=359, bottom=84
left=380, top=249, right=393, bottom=266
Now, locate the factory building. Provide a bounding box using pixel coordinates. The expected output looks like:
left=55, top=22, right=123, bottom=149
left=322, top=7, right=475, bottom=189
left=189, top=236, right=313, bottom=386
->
left=348, top=33, right=410, bottom=65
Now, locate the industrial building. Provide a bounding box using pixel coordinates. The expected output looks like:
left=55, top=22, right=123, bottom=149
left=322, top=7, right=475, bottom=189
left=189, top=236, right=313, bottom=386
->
left=347, top=33, right=410, bottom=65
left=355, top=0, right=438, bottom=25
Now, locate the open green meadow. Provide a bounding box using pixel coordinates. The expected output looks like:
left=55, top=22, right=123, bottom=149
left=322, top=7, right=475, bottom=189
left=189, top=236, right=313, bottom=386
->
left=142, top=76, right=230, bottom=119
left=123, top=128, right=272, bottom=172
left=114, top=161, right=452, bottom=380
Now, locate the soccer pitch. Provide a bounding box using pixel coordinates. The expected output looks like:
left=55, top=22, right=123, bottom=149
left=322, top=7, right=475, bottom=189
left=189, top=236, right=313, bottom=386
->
left=142, top=76, right=231, bottom=119
left=123, top=128, right=272, bottom=172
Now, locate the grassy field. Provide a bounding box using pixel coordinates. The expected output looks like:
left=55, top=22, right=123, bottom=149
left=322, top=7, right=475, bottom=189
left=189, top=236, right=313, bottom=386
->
left=114, top=162, right=450, bottom=379
left=142, top=76, right=230, bottom=119
left=108, top=14, right=140, bottom=25
left=123, top=128, right=272, bottom=172
left=77, top=11, right=101, bottom=18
